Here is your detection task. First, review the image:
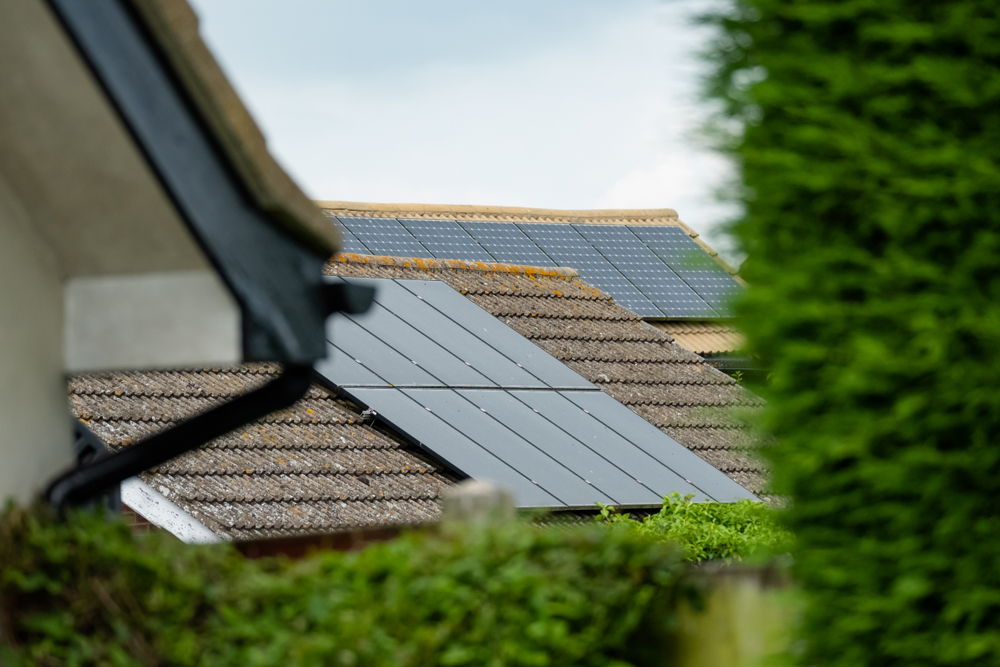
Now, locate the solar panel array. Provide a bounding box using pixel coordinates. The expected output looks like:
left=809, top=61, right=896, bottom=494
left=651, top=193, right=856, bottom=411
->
left=329, top=216, right=742, bottom=317
left=315, top=277, right=757, bottom=508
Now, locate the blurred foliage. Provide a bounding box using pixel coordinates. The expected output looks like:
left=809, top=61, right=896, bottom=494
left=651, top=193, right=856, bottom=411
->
left=598, top=493, right=790, bottom=562
left=0, top=503, right=699, bottom=667
left=702, top=0, right=1000, bottom=664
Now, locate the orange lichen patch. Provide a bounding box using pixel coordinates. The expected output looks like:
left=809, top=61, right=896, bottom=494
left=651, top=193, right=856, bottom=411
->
left=332, top=252, right=579, bottom=280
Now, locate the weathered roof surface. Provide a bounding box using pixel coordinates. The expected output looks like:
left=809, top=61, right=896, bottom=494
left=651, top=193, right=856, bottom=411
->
left=328, top=254, right=769, bottom=496
left=650, top=322, right=747, bottom=356
left=124, top=0, right=339, bottom=256
left=67, top=255, right=767, bottom=542
left=69, top=365, right=448, bottom=542
left=317, top=201, right=741, bottom=278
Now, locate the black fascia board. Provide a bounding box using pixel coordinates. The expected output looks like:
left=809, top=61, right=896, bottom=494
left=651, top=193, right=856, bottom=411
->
left=46, top=0, right=327, bottom=363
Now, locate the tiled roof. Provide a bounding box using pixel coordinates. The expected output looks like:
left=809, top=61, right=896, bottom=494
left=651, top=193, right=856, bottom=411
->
left=650, top=322, right=747, bottom=355
left=328, top=254, right=769, bottom=496
left=69, top=366, right=449, bottom=542
left=67, top=254, right=768, bottom=541
left=316, top=201, right=743, bottom=278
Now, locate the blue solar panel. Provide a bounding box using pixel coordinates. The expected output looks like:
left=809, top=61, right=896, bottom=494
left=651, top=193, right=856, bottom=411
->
left=398, top=218, right=495, bottom=262
left=628, top=226, right=742, bottom=314
left=573, top=225, right=716, bottom=317
left=517, top=223, right=662, bottom=316
left=327, top=218, right=371, bottom=255
left=333, top=217, right=743, bottom=319
left=458, top=221, right=555, bottom=266
left=337, top=217, right=434, bottom=258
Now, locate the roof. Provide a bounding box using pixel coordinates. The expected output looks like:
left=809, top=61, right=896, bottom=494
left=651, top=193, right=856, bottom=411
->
left=650, top=322, right=747, bottom=356
left=67, top=255, right=768, bottom=541
left=317, top=201, right=742, bottom=278
left=124, top=0, right=340, bottom=256
left=70, top=366, right=448, bottom=541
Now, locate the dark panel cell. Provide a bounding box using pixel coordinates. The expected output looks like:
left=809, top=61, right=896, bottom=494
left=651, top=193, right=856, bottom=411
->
left=398, top=219, right=495, bottom=262
left=327, top=316, right=442, bottom=386
left=374, top=280, right=543, bottom=387
left=408, top=389, right=598, bottom=507
left=347, top=301, right=493, bottom=387
left=398, top=279, right=593, bottom=389
left=628, top=225, right=720, bottom=271
left=314, top=342, right=387, bottom=387
left=675, top=270, right=743, bottom=316
left=559, top=391, right=758, bottom=502
left=513, top=390, right=702, bottom=502
left=346, top=387, right=560, bottom=507
left=338, top=217, right=434, bottom=258
left=462, top=389, right=646, bottom=505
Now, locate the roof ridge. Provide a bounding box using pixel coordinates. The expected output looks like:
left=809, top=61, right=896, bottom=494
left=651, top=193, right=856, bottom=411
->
left=317, top=200, right=680, bottom=222
left=333, top=252, right=580, bottom=279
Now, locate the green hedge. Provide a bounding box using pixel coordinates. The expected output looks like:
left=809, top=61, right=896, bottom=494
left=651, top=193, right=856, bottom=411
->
left=0, top=504, right=697, bottom=667
left=599, top=493, right=790, bottom=562
left=704, top=0, right=1000, bottom=664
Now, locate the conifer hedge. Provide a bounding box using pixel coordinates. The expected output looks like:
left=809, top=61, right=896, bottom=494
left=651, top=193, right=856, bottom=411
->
left=706, top=0, right=1000, bottom=664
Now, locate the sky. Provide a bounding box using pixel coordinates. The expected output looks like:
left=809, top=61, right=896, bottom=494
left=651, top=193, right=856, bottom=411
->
left=187, top=0, right=741, bottom=263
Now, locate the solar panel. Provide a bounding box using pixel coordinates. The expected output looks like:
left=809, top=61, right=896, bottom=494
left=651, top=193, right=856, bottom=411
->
left=458, top=221, right=556, bottom=266
left=517, top=224, right=662, bottom=317
left=327, top=217, right=371, bottom=255
left=398, top=218, right=495, bottom=262
left=628, top=225, right=742, bottom=314
left=574, top=225, right=717, bottom=318
left=317, top=276, right=756, bottom=508
left=332, top=217, right=744, bottom=320
left=338, top=217, right=434, bottom=258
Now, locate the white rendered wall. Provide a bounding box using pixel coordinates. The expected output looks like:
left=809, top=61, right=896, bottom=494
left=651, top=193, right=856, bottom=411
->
left=0, top=175, right=74, bottom=504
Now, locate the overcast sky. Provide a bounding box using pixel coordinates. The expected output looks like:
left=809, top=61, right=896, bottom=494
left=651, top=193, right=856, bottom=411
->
left=187, top=0, right=741, bottom=262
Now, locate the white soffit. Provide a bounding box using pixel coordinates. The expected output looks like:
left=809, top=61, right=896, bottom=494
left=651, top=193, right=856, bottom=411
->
left=65, top=270, right=240, bottom=372
left=121, top=477, right=221, bottom=544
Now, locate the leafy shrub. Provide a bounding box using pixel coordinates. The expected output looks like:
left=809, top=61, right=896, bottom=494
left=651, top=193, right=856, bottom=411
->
left=704, top=0, right=1000, bottom=664
left=0, top=504, right=692, bottom=667
left=599, top=493, right=790, bottom=562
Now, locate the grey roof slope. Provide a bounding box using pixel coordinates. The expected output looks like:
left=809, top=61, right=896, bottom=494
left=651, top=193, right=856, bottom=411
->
left=69, top=366, right=448, bottom=541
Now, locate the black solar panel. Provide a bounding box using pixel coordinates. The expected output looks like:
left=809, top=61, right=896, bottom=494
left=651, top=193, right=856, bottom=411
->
left=316, top=277, right=756, bottom=508
left=398, top=218, right=495, bottom=262
left=458, top=221, right=555, bottom=266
